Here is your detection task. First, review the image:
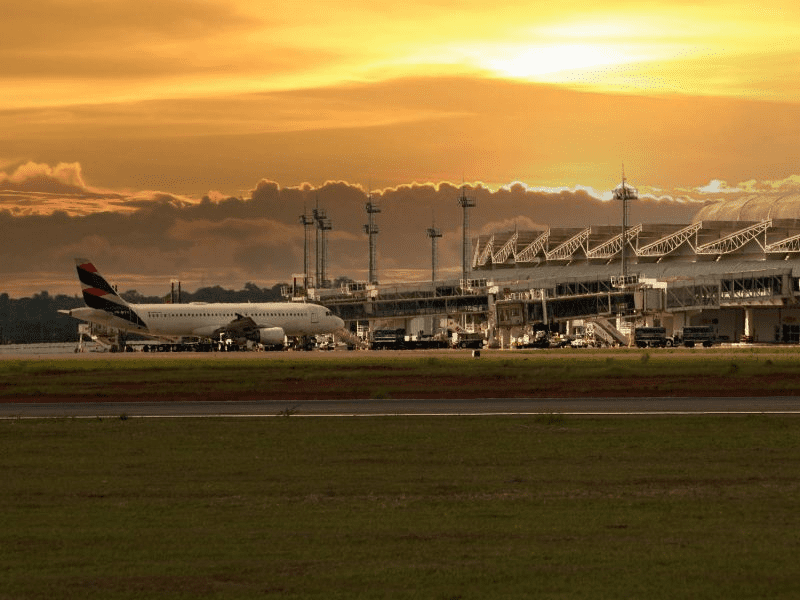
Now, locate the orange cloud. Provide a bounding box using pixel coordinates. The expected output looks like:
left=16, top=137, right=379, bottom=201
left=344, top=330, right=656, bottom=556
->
left=2, top=161, right=87, bottom=191
left=4, top=76, right=800, bottom=199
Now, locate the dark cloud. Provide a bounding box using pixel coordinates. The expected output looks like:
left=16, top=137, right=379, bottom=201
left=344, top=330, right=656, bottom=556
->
left=0, top=169, right=711, bottom=297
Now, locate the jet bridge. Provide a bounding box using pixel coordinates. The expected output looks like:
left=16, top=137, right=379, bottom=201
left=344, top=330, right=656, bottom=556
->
left=317, top=279, right=491, bottom=338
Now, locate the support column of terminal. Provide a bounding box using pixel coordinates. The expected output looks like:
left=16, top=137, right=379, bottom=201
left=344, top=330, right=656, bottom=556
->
left=744, top=308, right=755, bottom=341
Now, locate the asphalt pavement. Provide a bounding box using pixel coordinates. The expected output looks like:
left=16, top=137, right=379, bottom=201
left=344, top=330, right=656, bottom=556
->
left=3, top=396, right=800, bottom=418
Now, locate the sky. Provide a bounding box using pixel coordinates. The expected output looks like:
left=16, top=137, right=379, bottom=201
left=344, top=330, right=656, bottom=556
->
left=2, top=0, right=800, bottom=297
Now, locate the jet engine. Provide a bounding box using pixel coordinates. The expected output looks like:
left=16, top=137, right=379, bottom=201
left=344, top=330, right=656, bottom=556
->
left=257, top=327, right=286, bottom=346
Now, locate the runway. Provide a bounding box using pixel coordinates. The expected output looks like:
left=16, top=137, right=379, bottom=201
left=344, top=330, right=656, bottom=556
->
left=3, top=396, right=800, bottom=418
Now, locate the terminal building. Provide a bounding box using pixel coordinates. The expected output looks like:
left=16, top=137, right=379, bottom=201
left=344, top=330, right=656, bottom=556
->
left=311, top=186, right=800, bottom=347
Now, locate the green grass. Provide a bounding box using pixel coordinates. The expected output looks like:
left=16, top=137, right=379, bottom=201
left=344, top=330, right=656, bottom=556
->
left=2, top=416, right=800, bottom=598
left=3, top=350, right=800, bottom=399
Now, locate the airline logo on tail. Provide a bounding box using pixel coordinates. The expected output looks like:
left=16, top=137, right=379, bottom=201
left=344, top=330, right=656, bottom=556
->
left=75, top=259, right=147, bottom=329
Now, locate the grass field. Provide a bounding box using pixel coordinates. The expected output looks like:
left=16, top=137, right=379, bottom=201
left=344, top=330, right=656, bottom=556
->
left=3, top=415, right=800, bottom=599
left=2, top=348, right=800, bottom=400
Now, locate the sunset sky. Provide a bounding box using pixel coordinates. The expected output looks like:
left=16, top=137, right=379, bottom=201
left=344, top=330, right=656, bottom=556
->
left=2, top=0, right=800, bottom=296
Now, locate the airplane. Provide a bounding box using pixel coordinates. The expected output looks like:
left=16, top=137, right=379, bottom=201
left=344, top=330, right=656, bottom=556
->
left=59, top=258, right=345, bottom=348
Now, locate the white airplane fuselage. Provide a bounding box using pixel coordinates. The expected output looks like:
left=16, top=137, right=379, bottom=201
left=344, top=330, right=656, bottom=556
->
left=65, top=301, right=344, bottom=339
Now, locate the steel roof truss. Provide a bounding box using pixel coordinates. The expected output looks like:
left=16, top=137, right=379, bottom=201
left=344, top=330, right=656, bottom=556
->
left=637, top=223, right=702, bottom=257
left=765, top=232, right=800, bottom=254
left=475, top=234, right=494, bottom=267
left=695, top=220, right=771, bottom=255
left=587, top=224, right=642, bottom=260
left=492, top=231, right=519, bottom=264
left=514, top=230, right=550, bottom=263
left=545, top=228, right=591, bottom=261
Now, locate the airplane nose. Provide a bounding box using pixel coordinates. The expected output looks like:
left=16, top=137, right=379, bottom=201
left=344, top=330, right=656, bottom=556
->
left=335, top=316, right=345, bottom=329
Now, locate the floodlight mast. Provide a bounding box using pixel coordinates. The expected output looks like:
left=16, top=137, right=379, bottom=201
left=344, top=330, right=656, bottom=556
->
left=364, top=194, right=381, bottom=285
left=458, top=184, right=476, bottom=284
left=426, top=219, right=443, bottom=286
left=613, top=166, right=638, bottom=284
left=313, top=198, right=332, bottom=288
left=299, top=209, right=315, bottom=289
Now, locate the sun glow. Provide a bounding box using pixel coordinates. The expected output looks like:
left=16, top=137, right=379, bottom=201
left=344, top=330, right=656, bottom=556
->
left=479, top=44, right=640, bottom=79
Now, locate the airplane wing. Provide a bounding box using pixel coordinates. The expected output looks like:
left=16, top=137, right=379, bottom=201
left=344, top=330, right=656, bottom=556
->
left=212, top=313, right=261, bottom=341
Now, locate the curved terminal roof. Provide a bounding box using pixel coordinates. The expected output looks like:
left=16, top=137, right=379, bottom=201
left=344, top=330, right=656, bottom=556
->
left=693, top=194, right=800, bottom=222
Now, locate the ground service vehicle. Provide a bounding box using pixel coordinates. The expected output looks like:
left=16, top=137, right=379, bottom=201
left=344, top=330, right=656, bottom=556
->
left=680, top=326, right=717, bottom=347
left=634, top=327, right=672, bottom=348
left=451, top=331, right=484, bottom=349
left=404, top=334, right=449, bottom=350
left=371, top=328, right=406, bottom=350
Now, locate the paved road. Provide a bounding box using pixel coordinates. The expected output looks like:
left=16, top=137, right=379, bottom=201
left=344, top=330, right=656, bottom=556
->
left=3, top=397, right=800, bottom=418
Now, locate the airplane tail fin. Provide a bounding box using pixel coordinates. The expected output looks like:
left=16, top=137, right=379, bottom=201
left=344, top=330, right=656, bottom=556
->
left=73, top=259, right=148, bottom=329
left=74, top=258, right=130, bottom=309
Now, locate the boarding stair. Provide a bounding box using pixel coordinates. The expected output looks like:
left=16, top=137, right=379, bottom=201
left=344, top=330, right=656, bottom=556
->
left=588, top=317, right=630, bottom=347
left=77, top=323, right=120, bottom=352
left=335, top=328, right=365, bottom=349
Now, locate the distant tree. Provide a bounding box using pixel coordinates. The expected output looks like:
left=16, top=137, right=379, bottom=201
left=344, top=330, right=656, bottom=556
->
left=120, top=289, right=163, bottom=304
left=188, top=285, right=231, bottom=303
left=268, top=283, right=286, bottom=299
left=241, top=282, right=285, bottom=302
left=0, top=293, right=9, bottom=344
left=3, top=292, right=83, bottom=343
